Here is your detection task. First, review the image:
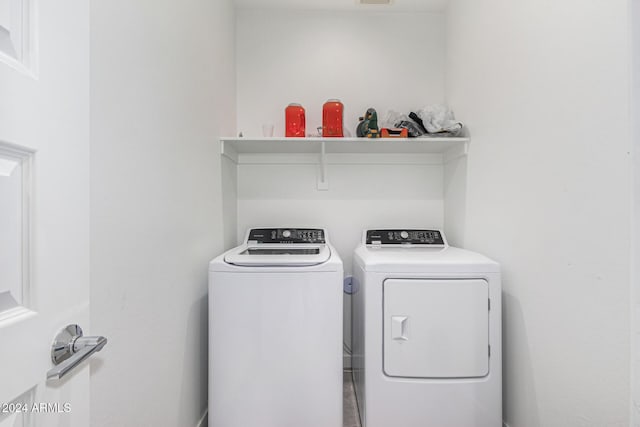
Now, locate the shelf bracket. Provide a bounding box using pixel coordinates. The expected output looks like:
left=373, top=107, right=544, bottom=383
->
left=220, top=140, right=239, bottom=164
left=317, top=141, right=329, bottom=191
left=443, top=140, right=469, bottom=164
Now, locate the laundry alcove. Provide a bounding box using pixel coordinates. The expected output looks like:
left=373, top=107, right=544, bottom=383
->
left=219, top=2, right=473, bottom=365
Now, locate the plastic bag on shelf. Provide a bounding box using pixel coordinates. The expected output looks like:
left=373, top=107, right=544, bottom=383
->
left=416, top=105, right=463, bottom=137
left=380, top=110, right=402, bottom=129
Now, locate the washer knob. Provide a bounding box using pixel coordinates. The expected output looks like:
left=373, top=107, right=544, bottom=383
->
left=400, top=231, right=409, bottom=239
left=282, top=230, right=291, bottom=238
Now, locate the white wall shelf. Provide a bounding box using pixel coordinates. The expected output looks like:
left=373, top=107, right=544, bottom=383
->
left=221, top=137, right=469, bottom=159
left=220, top=137, right=469, bottom=190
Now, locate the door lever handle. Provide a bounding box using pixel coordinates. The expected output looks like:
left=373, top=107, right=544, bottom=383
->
left=47, top=324, right=108, bottom=380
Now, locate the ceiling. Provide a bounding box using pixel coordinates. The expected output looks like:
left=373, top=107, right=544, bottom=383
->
left=234, top=0, right=449, bottom=12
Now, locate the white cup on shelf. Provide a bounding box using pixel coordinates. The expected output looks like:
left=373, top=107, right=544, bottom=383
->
left=262, top=123, right=274, bottom=137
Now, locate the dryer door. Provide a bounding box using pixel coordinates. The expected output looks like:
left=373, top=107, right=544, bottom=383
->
left=383, top=278, right=489, bottom=378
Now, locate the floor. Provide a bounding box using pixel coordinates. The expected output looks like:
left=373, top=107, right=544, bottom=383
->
left=343, top=371, right=361, bottom=427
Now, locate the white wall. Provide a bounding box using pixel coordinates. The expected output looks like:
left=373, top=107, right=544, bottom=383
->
left=633, top=0, right=640, bottom=424
left=90, top=0, right=235, bottom=425
left=236, top=159, right=445, bottom=273
left=443, top=154, right=467, bottom=247
left=236, top=9, right=446, bottom=137
left=235, top=154, right=445, bottom=358
left=446, top=1, right=631, bottom=426
left=234, top=8, right=449, bottom=360
left=222, top=156, right=239, bottom=251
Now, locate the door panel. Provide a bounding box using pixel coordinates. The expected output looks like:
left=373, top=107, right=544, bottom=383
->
left=383, top=278, right=489, bottom=378
left=0, top=0, right=91, bottom=425
left=0, top=143, right=31, bottom=314
left=0, top=0, right=36, bottom=75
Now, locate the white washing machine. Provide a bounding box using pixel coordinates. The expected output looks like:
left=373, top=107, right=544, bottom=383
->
left=209, top=227, right=343, bottom=427
left=352, top=229, right=502, bottom=427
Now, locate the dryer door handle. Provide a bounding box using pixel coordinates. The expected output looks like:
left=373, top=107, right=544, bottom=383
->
left=391, top=316, right=409, bottom=341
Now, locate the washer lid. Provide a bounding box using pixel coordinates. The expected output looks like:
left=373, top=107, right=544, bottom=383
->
left=224, top=243, right=331, bottom=266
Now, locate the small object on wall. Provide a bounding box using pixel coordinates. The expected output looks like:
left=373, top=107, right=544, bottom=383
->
left=285, top=103, right=306, bottom=137
left=380, top=128, right=409, bottom=138
left=356, top=108, right=380, bottom=138
left=322, top=99, right=344, bottom=137
left=343, top=276, right=354, bottom=294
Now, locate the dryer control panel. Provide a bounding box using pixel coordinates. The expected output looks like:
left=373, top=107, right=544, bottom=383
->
left=366, top=229, right=445, bottom=246
left=248, top=228, right=326, bottom=244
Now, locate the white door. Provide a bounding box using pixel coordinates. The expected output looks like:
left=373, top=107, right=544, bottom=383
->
left=383, top=278, right=489, bottom=378
left=0, top=0, right=95, bottom=426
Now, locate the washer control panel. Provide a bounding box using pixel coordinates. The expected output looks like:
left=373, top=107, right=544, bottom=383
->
left=248, top=228, right=325, bottom=244
left=366, top=229, right=445, bottom=246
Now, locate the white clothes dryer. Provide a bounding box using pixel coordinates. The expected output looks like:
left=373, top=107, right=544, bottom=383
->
left=209, top=227, right=343, bottom=427
left=352, top=229, right=502, bottom=427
